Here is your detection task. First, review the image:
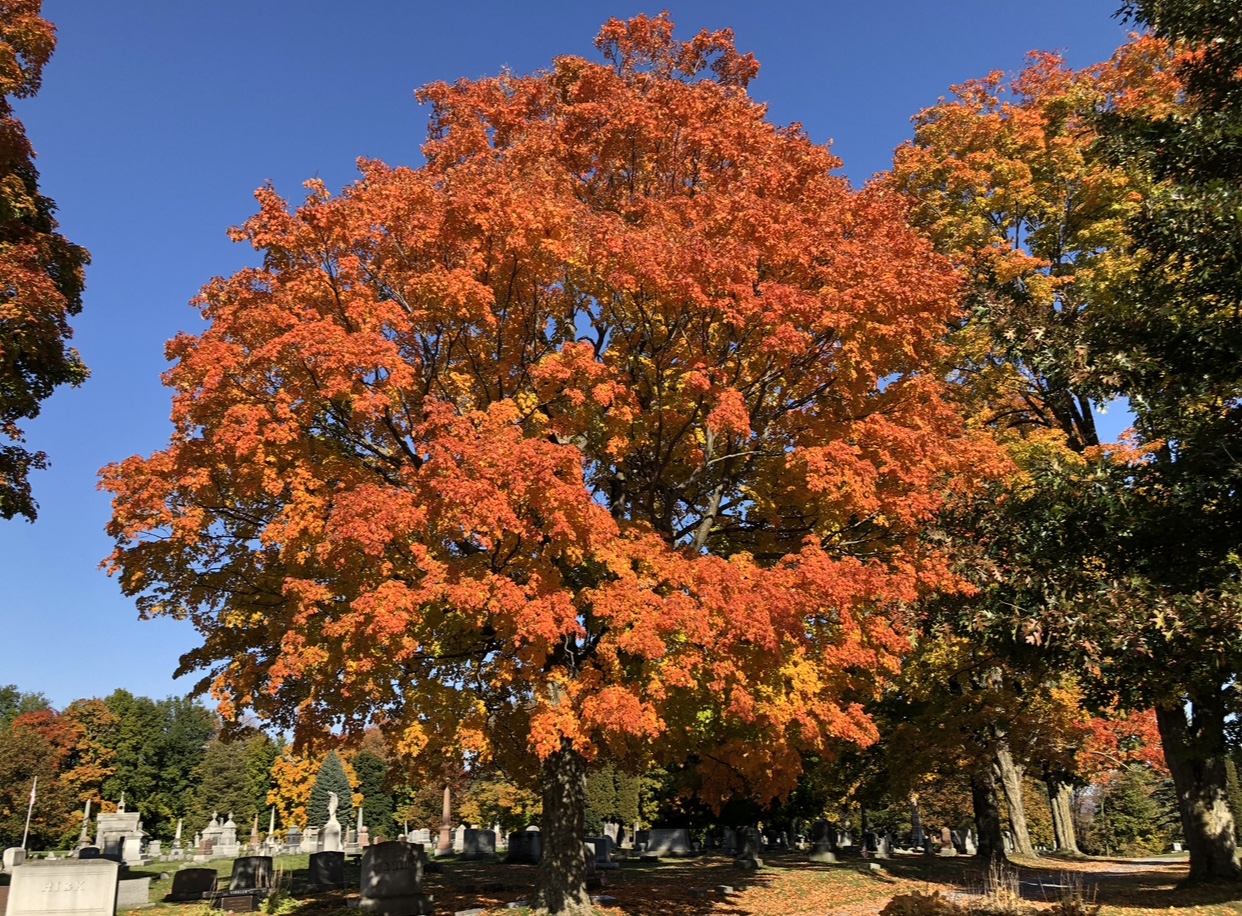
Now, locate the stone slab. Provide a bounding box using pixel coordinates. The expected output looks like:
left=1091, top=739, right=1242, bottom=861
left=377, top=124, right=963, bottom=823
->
left=308, top=851, right=345, bottom=890
left=361, top=843, right=424, bottom=900
left=117, top=877, right=150, bottom=909
left=167, top=868, right=217, bottom=902
left=645, top=828, right=692, bottom=857
left=228, top=857, right=272, bottom=893
left=6, top=860, right=120, bottom=916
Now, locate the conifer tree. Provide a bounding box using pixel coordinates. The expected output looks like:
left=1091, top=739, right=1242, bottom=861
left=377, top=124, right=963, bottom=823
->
left=307, top=751, right=353, bottom=829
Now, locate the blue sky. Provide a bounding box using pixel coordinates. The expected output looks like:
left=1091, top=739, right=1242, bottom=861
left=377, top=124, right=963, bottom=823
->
left=1, top=1, right=1137, bottom=708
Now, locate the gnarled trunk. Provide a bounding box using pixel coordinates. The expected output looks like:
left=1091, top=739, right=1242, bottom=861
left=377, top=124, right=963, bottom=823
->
left=1155, top=698, right=1241, bottom=881
left=534, top=742, right=592, bottom=915
left=993, top=741, right=1036, bottom=857
left=1045, top=774, right=1079, bottom=854
left=971, top=767, right=1008, bottom=864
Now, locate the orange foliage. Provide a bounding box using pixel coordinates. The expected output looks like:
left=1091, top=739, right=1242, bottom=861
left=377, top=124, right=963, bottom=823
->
left=266, top=749, right=361, bottom=831
left=103, top=15, right=1001, bottom=810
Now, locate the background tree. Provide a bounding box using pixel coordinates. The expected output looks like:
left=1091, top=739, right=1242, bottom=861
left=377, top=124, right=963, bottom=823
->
left=0, top=0, right=89, bottom=520
left=0, top=714, right=76, bottom=848
left=0, top=683, right=48, bottom=727
left=352, top=748, right=394, bottom=838
left=190, top=731, right=278, bottom=836
left=103, top=14, right=999, bottom=912
left=307, top=750, right=355, bottom=829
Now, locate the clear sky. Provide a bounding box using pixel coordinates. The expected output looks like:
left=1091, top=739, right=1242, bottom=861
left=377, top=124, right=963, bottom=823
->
left=1, top=1, right=1138, bottom=708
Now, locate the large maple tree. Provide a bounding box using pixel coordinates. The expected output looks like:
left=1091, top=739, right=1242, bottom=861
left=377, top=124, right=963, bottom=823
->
left=103, top=16, right=996, bottom=912
left=0, top=0, right=89, bottom=521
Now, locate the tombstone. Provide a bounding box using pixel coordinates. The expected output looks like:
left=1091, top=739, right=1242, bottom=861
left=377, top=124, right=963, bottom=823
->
left=167, top=867, right=219, bottom=901
left=302, top=826, right=319, bottom=855
left=734, top=826, right=764, bottom=870
left=876, top=832, right=892, bottom=859
left=357, top=807, right=370, bottom=848
left=506, top=830, right=542, bottom=863
left=937, top=827, right=958, bottom=857
left=1002, top=830, right=1015, bottom=854
left=722, top=827, right=738, bottom=856
left=1173, top=841, right=1184, bottom=853
left=644, top=828, right=692, bottom=857
left=284, top=825, right=302, bottom=854
left=117, top=877, right=150, bottom=909
left=308, top=851, right=345, bottom=890
left=96, top=808, right=146, bottom=863
left=227, top=856, right=272, bottom=893
left=809, top=820, right=837, bottom=864
left=78, top=847, right=101, bottom=860
left=964, top=830, right=977, bottom=856
left=411, top=829, right=431, bottom=846
left=147, top=840, right=163, bottom=859
left=910, top=799, right=924, bottom=848
left=923, top=837, right=935, bottom=857
left=3, top=847, right=27, bottom=872
left=461, top=829, right=496, bottom=860
left=635, top=829, right=649, bottom=851
left=585, top=837, right=615, bottom=869
left=359, top=842, right=433, bottom=916
left=452, top=825, right=466, bottom=854
left=6, top=859, right=120, bottom=916
left=603, top=822, right=619, bottom=844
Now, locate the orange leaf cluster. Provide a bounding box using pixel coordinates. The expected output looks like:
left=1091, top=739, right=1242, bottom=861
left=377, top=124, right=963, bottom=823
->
left=103, top=15, right=1001, bottom=807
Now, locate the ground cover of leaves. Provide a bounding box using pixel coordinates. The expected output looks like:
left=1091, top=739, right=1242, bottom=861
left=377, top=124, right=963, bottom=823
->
left=114, top=850, right=1242, bottom=916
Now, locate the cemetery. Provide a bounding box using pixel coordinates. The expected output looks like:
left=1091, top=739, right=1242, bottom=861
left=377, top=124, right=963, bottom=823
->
left=5, top=0, right=1242, bottom=914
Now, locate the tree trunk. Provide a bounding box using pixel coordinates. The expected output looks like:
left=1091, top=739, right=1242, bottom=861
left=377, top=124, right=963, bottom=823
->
left=1045, top=774, right=1080, bottom=854
left=1155, top=698, right=1241, bottom=881
left=993, top=742, right=1036, bottom=857
left=534, top=742, right=592, bottom=915
left=971, top=767, right=1008, bottom=864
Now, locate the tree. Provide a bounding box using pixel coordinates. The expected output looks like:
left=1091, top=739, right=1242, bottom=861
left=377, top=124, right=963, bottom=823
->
left=0, top=684, right=49, bottom=728
left=0, top=715, right=76, bottom=848
left=0, top=0, right=89, bottom=520
left=352, top=749, right=393, bottom=838
left=1082, top=0, right=1242, bottom=880
left=191, top=732, right=277, bottom=835
left=307, top=750, right=355, bottom=829
left=103, top=15, right=999, bottom=912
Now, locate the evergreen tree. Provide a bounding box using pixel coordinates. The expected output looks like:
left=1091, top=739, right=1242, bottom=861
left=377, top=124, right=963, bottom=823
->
left=1090, top=768, right=1167, bottom=857
left=191, top=733, right=275, bottom=835
left=353, top=750, right=393, bottom=838
left=308, top=751, right=353, bottom=829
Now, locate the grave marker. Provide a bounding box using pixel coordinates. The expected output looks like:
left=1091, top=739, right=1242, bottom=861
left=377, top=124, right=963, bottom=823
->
left=6, top=859, right=120, bottom=916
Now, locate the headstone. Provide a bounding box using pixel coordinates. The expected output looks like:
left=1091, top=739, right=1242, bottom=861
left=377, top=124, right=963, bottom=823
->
left=585, top=837, right=615, bottom=868
left=6, top=859, right=120, bottom=916
left=146, top=840, right=162, bottom=859
left=910, top=800, right=924, bottom=848
left=78, top=848, right=101, bottom=860
left=505, top=831, right=541, bottom=864
left=308, top=851, right=345, bottom=890
left=937, top=827, right=958, bottom=857
left=117, top=877, right=150, bottom=909
left=603, top=823, right=618, bottom=844
left=302, top=826, right=319, bottom=855
left=635, top=829, right=649, bottom=851
left=1173, top=842, right=1184, bottom=853
left=809, top=820, right=837, bottom=864
left=461, top=829, right=496, bottom=860
left=411, top=829, right=431, bottom=846
left=4, top=847, right=27, bottom=871
left=359, top=842, right=433, bottom=916
left=964, top=830, right=977, bottom=856
left=644, top=828, right=692, bottom=857
left=229, top=856, right=273, bottom=892
left=722, top=827, right=737, bottom=856
left=452, top=825, right=466, bottom=854
left=96, top=809, right=146, bottom=863
left=734, top=826, right=763, bottom=870
left=167, top=867, right=218, bottom=901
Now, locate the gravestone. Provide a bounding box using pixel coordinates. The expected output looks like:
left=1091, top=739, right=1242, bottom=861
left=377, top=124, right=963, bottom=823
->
left=229, top=856, right=273, bottom=892
left=301, top=826, right=319, bottom=854
left=585, top=837, right=615, bottom=869
left=96, top=809, right=146, bottom=863
left=876, top=832, right=892, bottom=859
left=452, top=825, right=465, bottom=854
left=4, top=847, right=27, bottom=871
left=117, top=877, right=150, bottom=909
left=937, top=827, right=957, bottom=857
left=410, top=829, right=431, bottom=846
left=167, top=867, right=218, bottom=901
left=461, top=829, right=496, bottom=860
left=359, top=842, right=432, bottom=916
left=319, top=794, right=343, bottom=853
left=308, top=851, right=345, bottom=890
left=284, top=825, right=302, bottom=854
left=506, top=831, right=541, bottom=864
left=734, top=826, right=763, bottom=870
left=78, top=848, right=101, bottom=860
left=809, top=820, right=837, bottom=864
left=146, top=840, right=162, bottom=859
left=644, top=828, right=692, bottom=857
left=6, top=859, right=120, bottom=916
left=722, top=827, right=737, bottom=856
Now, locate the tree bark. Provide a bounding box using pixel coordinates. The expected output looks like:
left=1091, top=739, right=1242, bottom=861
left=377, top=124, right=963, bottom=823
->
left=1045, top=774, right=1080, bottom=854
left=534, top=742, right=592, bottom=915
left=1155, top=698, right=1241, bottom=881
left=971, top=767, right=1008, bottom=865
left=993, top=741, right=1036, bottom=857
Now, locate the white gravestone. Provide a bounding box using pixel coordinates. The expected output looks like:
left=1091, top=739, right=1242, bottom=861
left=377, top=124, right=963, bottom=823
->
left=7, top=860, right=120, bottom=916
